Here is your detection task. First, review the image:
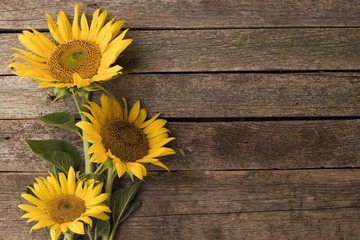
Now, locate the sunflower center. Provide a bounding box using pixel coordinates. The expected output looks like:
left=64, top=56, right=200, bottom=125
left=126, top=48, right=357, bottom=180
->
left=48, top=194, right=86, bottom=224
left=100, top=121, right=149, bottom=162
left=48, top=40, right=101, bottom=83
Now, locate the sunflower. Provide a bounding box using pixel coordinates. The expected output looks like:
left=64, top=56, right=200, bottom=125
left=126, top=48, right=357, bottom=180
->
left=18, top=167, right=111, bottom=240
left=76, top=94, right=176, bottom=180
left=8, top=3, right=132, bottom=90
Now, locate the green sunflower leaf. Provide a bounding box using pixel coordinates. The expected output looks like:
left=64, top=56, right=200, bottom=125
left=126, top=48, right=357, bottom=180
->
left=111, top=181, right=142, bottom=228
left=36, top=112, right=81, bottom=136
left=86, top=219, right=110, bottom=239
left=24, top=139, right=81, bottom=173
left=119, top=196, right=141, bottom=223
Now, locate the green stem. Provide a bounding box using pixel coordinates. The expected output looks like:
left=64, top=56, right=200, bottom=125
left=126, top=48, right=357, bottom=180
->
left=93, top=162, right=105, bottom=175
left=63, top=232, right=75, bottom=240
left=105, top=168, right=115, bottom=206
left=109, top=228, right=116, bottom=240
left=72, top=92, right=93, bottom=174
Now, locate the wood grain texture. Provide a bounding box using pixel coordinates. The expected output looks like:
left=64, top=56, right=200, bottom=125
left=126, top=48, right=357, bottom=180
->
left=1, top=119, right=359, bottom=172
left=1, top=0, right=360, bottom=30
left=2, top=170, right=360, bottom=239
left=1, top=73, right=359, bottom=119
left=3, top=28, right=360, bottom=75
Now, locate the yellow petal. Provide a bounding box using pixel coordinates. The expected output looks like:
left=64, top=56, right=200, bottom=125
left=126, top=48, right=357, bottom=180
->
left=140, top=113, right=161, bottom=128
left=72, top=3, right=81, bottom=39
left=84, top=101, right=106, bottom=124
left=28, top=186, right=49, bottom=202
left=78, top=216, right=92, bottom=226
left=110, top=20, right=125, bottom=40
left=105, top=29, right=129, bottom=52
left=133, top=108, right=147, bottom=127
left=128, top=100, right=140, bottom=123
left=76, top=121, right=99, bottom=133
left=150, top=137, right=176, bottom=149
left=83, top=133, right=102, bottom=143
left=85, top=205, right=111, bottom=216
left=100, top=38, right=132, bottom=69
left=114, top=160, right=126, bottom=178
left=46, top=173, right=62, bottom=195
left=29, top=28, right=56, bottom=53
left=148, top=132, right=169, bottom=144
left=80, top=12, right=90, bottom=40
left=87, top=142, right=106, bottom=154
left=100, top=94, right=112, bottom=119
left=18, top=204, right=46, bottom=214
left=146, top=127, right=170, bottom=139
left=58, top=172, right=68, bottom=194
left=148, top=147, right=176, bottom=158
left=89, top=9, right=100, bottom=39
left=20, top=194, right=47, bottom=209
left=18, top=33, right=49, bottom=58
left=46, top=13, right=65, bottom=44
left=89, top=212, right=110, bottom=221
left=60, top=223, right=68, bottom=233
left=10, top=47, right=46, bottom=62
left=126, top=162, right=146, bottom=180
left=73, top=72, right=93, bottom=88
left=57, top=11, right=73, bottom=42
left=143, top=119, right=167, bottom=135
left=135, top=158, right=158, bottom=163
left=83, top=182, right=104, bottom=201
left=50, top=224, right=62, bottom=240
left=81, top=111, right=100, bottom=129
left=96, top=19, right=114, bottom=52
left=85, top=193, right=110, bottom=207
left=151, top=160, right=170, bottom=171
left=90, top=10, right=108, bottom=41
left=67, top=167, right=76, bottom=194
left=110, top=95, right=123, bottom=120
left=122, top=97, right=128, bottom=121
left=67, top=221, right=85, bottom=235
left=30, top=221, right=52, bottom=232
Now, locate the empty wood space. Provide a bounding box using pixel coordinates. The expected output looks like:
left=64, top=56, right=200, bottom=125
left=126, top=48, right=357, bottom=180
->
left=0, top=1, right=359, bottom=239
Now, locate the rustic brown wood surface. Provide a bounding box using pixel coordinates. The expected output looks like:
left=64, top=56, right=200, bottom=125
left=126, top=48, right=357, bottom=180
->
left=1, top=0, right=360, bottom=30
left=1, top=119, right=359, bottom=172
left=1, top=73, right=360, bottom=118
left=2, top=170, right=360, bottom=239
left=0, top=0, right=359, bottom=239
left=3, top=29, right=360, bottom=74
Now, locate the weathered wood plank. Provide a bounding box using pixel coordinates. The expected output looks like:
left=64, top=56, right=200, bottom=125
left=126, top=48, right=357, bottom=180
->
left=1, top=0, right=360, bottom=30
left=1, top=119, right=359, bottom=172
left=1, top=73, right=359, bottom=119
left=3, top=29, right=360, bottom=75
left=2, top=170, right=360, bottom=239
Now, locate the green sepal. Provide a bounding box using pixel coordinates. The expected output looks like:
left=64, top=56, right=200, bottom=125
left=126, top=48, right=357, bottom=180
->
left=53, top=87, right=70, bottom=102
left=85, top=219, right=110, bottom=239
left=80, top=82, right=107, bottom=93
left=36, top=112, right=81, bottom=136
left=24, top=139, right=81, bottom=174
left=98, top=158, right=114, bottom=174
left=78, top=172, right=105, bottom=183
left=125, top=169, right=134, bottom=182
left=111, top=181, right=142, bottom=229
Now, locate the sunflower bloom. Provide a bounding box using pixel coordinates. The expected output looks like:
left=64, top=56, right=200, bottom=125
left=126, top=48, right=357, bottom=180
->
left=18, top=167, right=111, bottom=240
left=8, top=3, right=132, bottom=90
left=76, top=94, right=176, bottom=180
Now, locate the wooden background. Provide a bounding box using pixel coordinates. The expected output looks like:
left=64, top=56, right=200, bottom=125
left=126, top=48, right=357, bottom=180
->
left=1, top=0, right=360, bottom=239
